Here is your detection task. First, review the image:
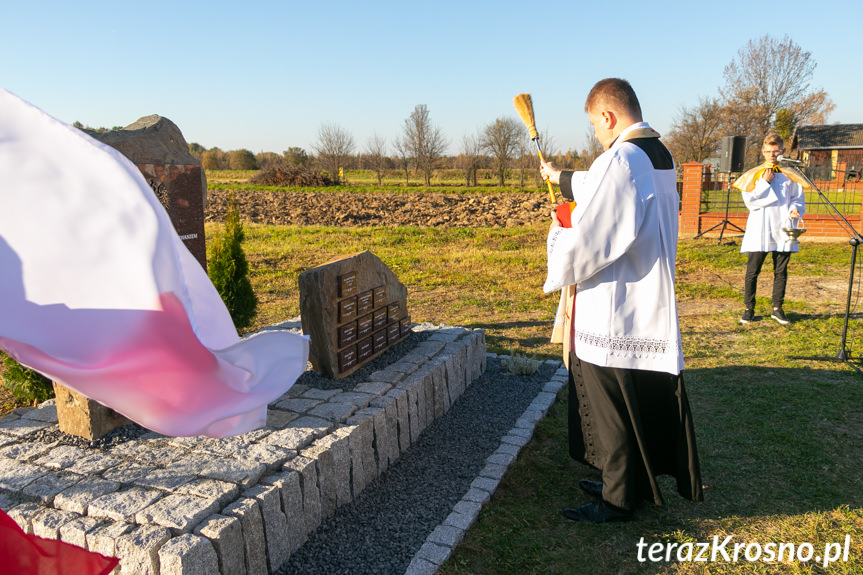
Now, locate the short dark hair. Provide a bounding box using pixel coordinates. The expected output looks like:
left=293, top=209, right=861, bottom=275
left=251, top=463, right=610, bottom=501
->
left=584, top=78, right=642, bottom=120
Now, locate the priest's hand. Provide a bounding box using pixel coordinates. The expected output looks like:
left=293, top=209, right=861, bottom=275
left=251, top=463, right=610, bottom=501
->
left=540, top=159, right=562, bottom=185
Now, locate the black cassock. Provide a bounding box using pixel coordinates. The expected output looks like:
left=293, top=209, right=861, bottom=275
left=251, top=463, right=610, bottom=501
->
left=568, top=352, right=703, bottom=511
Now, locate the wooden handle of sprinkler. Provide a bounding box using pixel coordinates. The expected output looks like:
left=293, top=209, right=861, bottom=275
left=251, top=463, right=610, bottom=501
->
left=533, top=139, right=556, bottom=203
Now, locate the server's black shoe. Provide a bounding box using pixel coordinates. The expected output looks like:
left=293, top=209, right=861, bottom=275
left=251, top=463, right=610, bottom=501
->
left=563, top=500, right=633, bottom=523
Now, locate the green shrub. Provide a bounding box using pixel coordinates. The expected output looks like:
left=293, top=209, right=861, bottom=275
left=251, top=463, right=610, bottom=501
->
left=1, top=352, right=54, bottom=404
left=208, top=194, right=258, bottom=330
left=501, top=347, right=542, bottom=376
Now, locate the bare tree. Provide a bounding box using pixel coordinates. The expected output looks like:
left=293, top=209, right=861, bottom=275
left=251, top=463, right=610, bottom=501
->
left=720, top=34, right=833, bottom=161
left=364, top=132, right=388, bottom=185
left=664, top=97, right=726, bottom=164
left=402, top=104, right=448, bottom=186
left=313, top=122, right=355, bottom=182
left=481, top=117, right=521, bottom=186
left=392, top=135, right=411, bottom=186
left=458, top=131, right=483, bottom=186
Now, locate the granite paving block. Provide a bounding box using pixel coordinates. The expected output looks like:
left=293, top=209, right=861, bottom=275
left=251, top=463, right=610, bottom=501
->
left=32, top=507, right=80, bottom=539
left=416, top=541, right=453, bottom=566
left=462, top=487, right=492, bottom=505
left=385, top=388, right=410, bottom=453
left=7, top=502, right=43, bottom=533
left=367, top=369, right=405, bottom=385
left=33, top=445, right=89, bottom=470
left=300, top=388, right=341, bottom=401
left=261, top=426, right=317, bottom=451
left=427, top=524, right=465, bottom=548
left=271, top=397, right=322, bottom=413
left=0, top=491, right=19, bottom=511
left=66, top=452, right=121, bottom=475
left=486, top=452, right=516, bottom=467
left=501, top=434, right=530, bottom=448
left=442, top=509, right=477, bottom=531
left=194, top=514, right=246, bottom=575
left=21, top=404, right=58, bottom=423
left=22, top=469, right=83, bottom=505
left=260, top=470, right=305, bottom=553
left=0, top=433, right=17, bottom=449
left=343, top=417, right=375, bottom=497
left=0, top=417, right=53, bottom=436
left=245, top=484, right=290, bottom=572
left=88, top=487, right=163, bottom=523
left=366, top=398, right=398, bottom=473
left=414, top=339, right=446, bottom=358
left=163, top=453, right=213, bottom=476
left=405, top=385, right=421, bottom=443
left=102, top=462, right=157, bottom=485
left=544, top=380, right=566, bottom=394
left=175, top=478, right=240, bottom=508
left=286, top=415, right=333, bottom=439
left=87, top=520, right=135, bottom=559
left=54, top=477, right=120, bottom=514
left=327, top=427, right=353, bottom=508
left=131, top=468, right=195, bottom=492
left=222, top=497, right=267, bottom=575
left=115, top=524, right=171, bottom=575
left=266, top=408, right=299, bottom=428
left=199, top=458, right=266, bottom=489
left=194, top=436, right=249, bottom=458
left=135, top=493, right=221, bottom=533
left=234, top=443, right=296, bottom=471
left=404, top=556, right=439, bottom=575
left=158, top=533, right=220, bottom=575
left=470, top=476, right=500, bottom=494
left=508, top=426, right=533, bottom=440
left=0, top=441, right=55, bottom=462
left=128, top=446, right=185, bottom=468
left=283, top=456, right=321, bottom=535
left=0, top=457, right=49, bottom=490
left=59, top=515, right=105, bottom=549
left=329, top=391, right=375, bottom=409
left=166, top=436, right=207, bottom=450
left=352, top=381, right=392, bottom=396
left=307, top=400, right=357, bottom=423
left=430, top=360, right=451, bottom=418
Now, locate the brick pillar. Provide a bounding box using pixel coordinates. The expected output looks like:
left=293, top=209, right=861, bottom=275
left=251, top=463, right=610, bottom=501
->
left=680, top=162, right=705, bottom=236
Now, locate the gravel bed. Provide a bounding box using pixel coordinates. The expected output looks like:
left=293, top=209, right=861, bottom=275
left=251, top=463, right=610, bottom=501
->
left=277, top=356, right=556, bottom=575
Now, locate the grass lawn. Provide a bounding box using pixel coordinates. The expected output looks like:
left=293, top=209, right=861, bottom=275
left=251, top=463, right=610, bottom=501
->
left=226, top=221, right=863, bottom=574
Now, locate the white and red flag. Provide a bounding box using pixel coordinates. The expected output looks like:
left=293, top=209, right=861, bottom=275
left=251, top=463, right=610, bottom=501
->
left=0, top=88, right=308, bottom=437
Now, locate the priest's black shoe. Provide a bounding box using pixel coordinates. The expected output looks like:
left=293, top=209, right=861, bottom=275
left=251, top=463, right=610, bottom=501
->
left=563, top=500, right=633, bottom=523
left=578, top=479, right=603, bottom=499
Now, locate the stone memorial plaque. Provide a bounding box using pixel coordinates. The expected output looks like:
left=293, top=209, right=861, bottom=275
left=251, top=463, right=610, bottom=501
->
left=339, top=297, right=357, bottom=323
left=373, top=329, right=388, bottom=353
left=357, top=290, right=374, bottom=315
left=400, top=316, right=412, bottom=338
left=298, top=251, right=410, bottom=379
left=373, top=286, right=387, bottom=308
left=387, top=322, right=401, bottom=344
left=339, top=346, right=358, bottom=373
left=357, top=314, right=374, bottom=339
left=357, top=337, right=374, bottom=361
left=338, top=321, right=357, bottom=348
left=373, top=308, right=388, bottom=331
left=339, top=272, right=358, bottom=298
left=388, top=302, right=401, bottom=322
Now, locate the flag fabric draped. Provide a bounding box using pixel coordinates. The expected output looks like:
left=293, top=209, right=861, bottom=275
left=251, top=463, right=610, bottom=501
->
left=0, top=509, right=120, bottom=575
left=733, top=161, right=811, bottom=193
left=0, top=88, right=309, bottom=437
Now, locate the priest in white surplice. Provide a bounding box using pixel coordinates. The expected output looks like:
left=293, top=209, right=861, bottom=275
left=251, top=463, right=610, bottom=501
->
left=540, top=78, right=702, bottom=523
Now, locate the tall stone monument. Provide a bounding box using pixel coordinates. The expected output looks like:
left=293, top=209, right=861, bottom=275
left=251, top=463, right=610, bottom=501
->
left=85, top=115, right=208, bottom=270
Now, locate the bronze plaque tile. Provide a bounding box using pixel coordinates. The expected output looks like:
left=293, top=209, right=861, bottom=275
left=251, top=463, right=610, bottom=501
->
left=357, top=337, right=374, bottom=361
left=339, top=296, right=357, bottom=323
left=339, top=272, right=358, bottom=298
left=400, top=316, right=412, bottom=337
left=387, top=322, right=401, bottom=344
left=373, top=286, right=387, bottom=308
left=338, top=345, right=358, bottom=373
left=338, top=321, right=358, bottom=348
left=387, top=302, right=401, bottom=321
left=373, top=308, right=388, bottom=330
left=357, top=313, right=374, bottom=339
left=357, top=290, right=374, bottom=315
left=373, top=329, right=388, bottom=352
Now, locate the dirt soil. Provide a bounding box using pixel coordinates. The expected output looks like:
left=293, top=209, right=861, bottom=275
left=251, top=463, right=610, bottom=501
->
left=205, top=189, right=853, bottom=315
left=205, top=189, right=551, bottom=228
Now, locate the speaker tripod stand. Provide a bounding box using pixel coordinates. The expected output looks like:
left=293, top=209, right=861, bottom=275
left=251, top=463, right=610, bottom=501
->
left=694, top=175, right=745, bottom=244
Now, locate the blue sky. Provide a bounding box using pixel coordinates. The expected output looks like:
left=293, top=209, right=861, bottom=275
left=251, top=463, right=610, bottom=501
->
left=4, top=1, right=861, bottom=156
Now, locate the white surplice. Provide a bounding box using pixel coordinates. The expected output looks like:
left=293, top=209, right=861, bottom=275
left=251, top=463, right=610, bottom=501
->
left=740, top=172, right=806, bottom=253
left=544, top=123, right=683, bottom=375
